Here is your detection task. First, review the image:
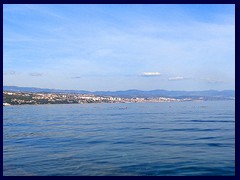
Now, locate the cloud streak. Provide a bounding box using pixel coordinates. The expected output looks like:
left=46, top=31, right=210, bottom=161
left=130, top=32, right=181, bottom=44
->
left=168, top=76, right=184, bottom=81
left=142, top=72, right=161, bottom=77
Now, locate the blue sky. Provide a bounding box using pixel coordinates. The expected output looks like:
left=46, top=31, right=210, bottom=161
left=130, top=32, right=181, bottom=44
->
left=3, top=4, right=235, bottom=91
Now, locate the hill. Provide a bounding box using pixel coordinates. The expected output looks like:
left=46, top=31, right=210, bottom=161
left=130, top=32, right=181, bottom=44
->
left=3, top=86, right=235, bottom=99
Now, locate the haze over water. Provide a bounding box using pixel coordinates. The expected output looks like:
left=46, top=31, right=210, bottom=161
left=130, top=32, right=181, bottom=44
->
left=3, top=101, right=235, bottom=176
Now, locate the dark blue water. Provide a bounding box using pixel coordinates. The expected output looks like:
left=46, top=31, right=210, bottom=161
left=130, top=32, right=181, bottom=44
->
left=3, top=101, right=235, bottom=176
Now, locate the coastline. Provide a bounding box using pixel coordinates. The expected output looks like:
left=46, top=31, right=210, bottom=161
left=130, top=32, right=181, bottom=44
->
left=3, top=99, right=235, bottom=106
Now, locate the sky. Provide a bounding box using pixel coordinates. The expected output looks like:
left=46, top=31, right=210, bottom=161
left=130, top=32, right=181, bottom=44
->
left=3, top=4, right=235, bottom=91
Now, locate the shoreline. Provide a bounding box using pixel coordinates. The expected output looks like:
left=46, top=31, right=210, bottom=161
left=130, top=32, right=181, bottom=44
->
left=3, top=99, right=235, bottom=107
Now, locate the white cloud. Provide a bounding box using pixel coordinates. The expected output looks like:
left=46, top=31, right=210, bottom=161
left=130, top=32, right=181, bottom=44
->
left=142, top=72, right=161, bottom=77
left=168, top=76, right=184, bottom=81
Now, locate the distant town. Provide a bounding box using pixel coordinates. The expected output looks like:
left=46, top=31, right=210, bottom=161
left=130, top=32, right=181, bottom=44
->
left=3, top=91, right=234, bottom=106
left=3, top=91, right=183, bottom=105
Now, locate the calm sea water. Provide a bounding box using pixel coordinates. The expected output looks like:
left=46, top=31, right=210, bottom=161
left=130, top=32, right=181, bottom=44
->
left=3, top=101, right=235, bottom=176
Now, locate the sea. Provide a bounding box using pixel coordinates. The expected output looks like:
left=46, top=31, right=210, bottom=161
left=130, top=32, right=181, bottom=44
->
left=3, top=100, right=235, bottom=176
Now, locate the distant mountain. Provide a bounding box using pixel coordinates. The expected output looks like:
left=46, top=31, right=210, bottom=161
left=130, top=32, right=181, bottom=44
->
left=3, top=86, right=235, bottom=98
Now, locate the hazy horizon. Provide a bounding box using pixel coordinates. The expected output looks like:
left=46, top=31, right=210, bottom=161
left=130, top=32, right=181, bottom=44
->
left=3, top=4, right=235, bottom=91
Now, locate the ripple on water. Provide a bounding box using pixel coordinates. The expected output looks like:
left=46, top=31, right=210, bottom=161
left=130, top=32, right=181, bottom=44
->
left=3, top=101, right=235, bottom=176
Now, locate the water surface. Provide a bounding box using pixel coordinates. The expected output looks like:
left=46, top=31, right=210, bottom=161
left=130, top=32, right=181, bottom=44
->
left=3, top=101, right=235, bottom=176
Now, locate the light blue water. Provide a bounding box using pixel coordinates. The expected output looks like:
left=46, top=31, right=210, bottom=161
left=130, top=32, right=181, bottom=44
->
left=3, top=101, right=235, bottom=176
